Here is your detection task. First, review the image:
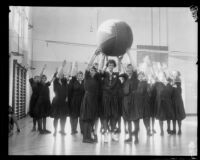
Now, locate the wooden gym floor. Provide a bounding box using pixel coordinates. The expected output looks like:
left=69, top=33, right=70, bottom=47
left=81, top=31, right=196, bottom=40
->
left=8, top=116, right=197, bottom=155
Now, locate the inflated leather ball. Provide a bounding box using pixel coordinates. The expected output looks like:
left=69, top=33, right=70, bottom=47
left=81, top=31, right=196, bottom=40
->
left=97, top=19, right=133, bottom=57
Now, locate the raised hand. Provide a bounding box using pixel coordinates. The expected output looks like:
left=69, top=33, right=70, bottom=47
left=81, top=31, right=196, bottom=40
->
left=95, top=48, right=102, bottom=56
left=62, top=60, right=67, bottom=67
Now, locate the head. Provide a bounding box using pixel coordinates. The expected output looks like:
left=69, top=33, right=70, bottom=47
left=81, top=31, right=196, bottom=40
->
left=33, top=75, right=40, bottom=82
left=138, top=72, right=146, bottom=81
left=77, top=71, right=83, bottom=81
left=126, top=64, right=133, bottom=76
left=119, top=76, right=125, bottom=83
left=106, top=59, right=116, bottom=72
left=93, top=62, right=99, bottom=70
left=89, top=66, right=97, bottom=77
left=167, top=77, right=173, bottom=84
left=41, top=75, right=47, bottom=83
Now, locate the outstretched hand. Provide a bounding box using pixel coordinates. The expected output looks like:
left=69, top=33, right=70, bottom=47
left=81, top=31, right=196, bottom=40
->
left=62, top=60, right=67, bottom=67
left=95, top=48, right=102, bottom=56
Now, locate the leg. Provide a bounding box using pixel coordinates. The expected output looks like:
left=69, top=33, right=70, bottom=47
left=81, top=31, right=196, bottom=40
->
left=93, top=118, right=99, bottom=142
left=70, top=116, right=74, bottom=133
left=79, top=118, right=84, bottom=134
left=143, top=117, right=152, bottom=136
left=125, top=121, right=132, bottom=142
left=111, top=117, right=118, bottom=141
left=32, top=118, right=37, bottom=131
left=38, top=118, right=43, bottom=134
left=134, top=119, right=139, bottom=144
left=167, top=120, right=171, bottom=134
left=152, top=117, right=156, bottom=133
left=60, top=116, right=67, bottom=135
left=53, top=118, right=59, bottom=136
left=172, top=120, right=176, bottom=134
left=43, top=117, right=51, bottom=133
left=177, top=120, right=182, bottom=135
left=103, top=118, right=109, bottom=142
left=74, top=117, right=78, bottom=133
left=159, top=120, right=164, bottom=136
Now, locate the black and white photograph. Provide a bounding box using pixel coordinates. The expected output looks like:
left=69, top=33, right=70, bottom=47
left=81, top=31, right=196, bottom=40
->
left=8, top=6, right=197, bottom=156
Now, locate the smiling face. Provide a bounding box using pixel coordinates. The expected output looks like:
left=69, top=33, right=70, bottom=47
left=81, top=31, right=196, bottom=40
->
left=108, top=63, right=115, bottom=72
left=126, top=64, right=133, bottom=76
left=34, top=76, right=40, bottom=82
left=77, top=72, right=83, bottom=81
left=41, top=75, right=47, bottom=83
left=89, top=67, right=96, bottom=77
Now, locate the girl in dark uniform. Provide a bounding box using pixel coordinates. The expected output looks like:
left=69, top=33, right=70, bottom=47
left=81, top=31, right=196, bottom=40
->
left=34, top=65, right=57, bottom=134
left=69, top=70, right=85, bottom=135
left=80, top=49, right=101, bottom=143
left=135, top=72, right=152, bottom=136
left=154, top=71, right=175, bottom=136
left=99, top=56, right=122, bottom=142
left=149, top=75, right=157, bottom=134
left=171, top=71, right=186, bottom=135
left=29, top=75, right=40, bottom=131
left=51, top=60, right=69, bottom=136
left=120, top=63, right=139, bottom=144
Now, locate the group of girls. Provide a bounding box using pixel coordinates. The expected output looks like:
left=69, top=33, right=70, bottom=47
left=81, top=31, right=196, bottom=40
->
left=29, top=48, right=186, bottom=144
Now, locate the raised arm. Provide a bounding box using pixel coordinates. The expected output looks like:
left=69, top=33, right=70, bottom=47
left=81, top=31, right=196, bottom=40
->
left=117, top=55, right=123, bottom=73
left=99, top=53, right=106, bottom=72
left=39, top=64, right=47, bottom=80
left=71, top=61, right=78, bottom=77
left=49, top=67, right=58, bottom=84
left=126, top=49, right=136, bottom=71
left=57, top=60, right=66, bottom=79
left=86, top=48, right=101, bottom=71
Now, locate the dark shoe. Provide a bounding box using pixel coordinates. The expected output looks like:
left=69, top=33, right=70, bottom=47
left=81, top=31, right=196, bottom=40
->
left=131, top=130, right=136, bottom=135
left=134, top=139, right=139, bottom=144
left=152, top=129, right=156, bottom=134
left=43, top=129, right=51, bottom=134
left=17, top=128, right=21, bottom=132
left=59, top=130, right=66, bottom=135
left=32, top=127, right=36, bottom=132
left=93, top=134, right=98, bottom=142
left=169, top=130, right=176, bottom=135
left=124, top=137, right=132, bottom=143
left=115, top=128, right=121, bottom=134
left=178, top=130, right=182, bottom=135
left=82, top=138, right=95, bottom=143
left=160, top=131, right=164, bottom=136
left=39, top=130, right=44, bottom=134
left=147, top=130, right=152, bottom=136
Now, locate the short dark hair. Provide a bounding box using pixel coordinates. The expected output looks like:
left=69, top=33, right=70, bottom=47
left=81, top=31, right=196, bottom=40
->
left=90, top=66, right=97, bottom=72
left=42, top=74, right=47, bottom=79
left=77, top=71, right=83, bottom=75
left=106, top=59, right=116, bottom=67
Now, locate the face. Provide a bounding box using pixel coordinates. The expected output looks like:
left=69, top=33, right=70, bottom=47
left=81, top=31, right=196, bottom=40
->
left=90, top=68, right=96, bottom=77
left=108, top=63, right=115, bottom=72
left=33, top=76, right=39, bottom=82
left=94, top=63, right=99, bottom=70
left=41, top=76, right=47, bottom=83
left=77, top=73, right=83, bottom=81
left=119, top=77, right=124, bottom=83
left=126, top=65, right=133, bottom=75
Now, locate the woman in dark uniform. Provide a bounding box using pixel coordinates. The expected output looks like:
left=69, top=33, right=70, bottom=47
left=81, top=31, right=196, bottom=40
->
left=51, top=60, right=70, bottom=136
left=99, top=56, right=122, bottom=142
left=135, top=72, right=152, bottom=136
left=69, top=70, right=85, bottom=135
left=171, top=71, right=186, bottom=135
left=34, top=64, right=57, bottom=134
left=80, top=49, right=101, bottom=143
left=154, top=71, right=175, bottom=136
left=29, top=75, right=40, bottom=131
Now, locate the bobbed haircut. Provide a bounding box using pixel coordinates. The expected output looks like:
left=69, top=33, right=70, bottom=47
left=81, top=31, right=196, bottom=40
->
left=106, top=59, right=117, bottom=67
